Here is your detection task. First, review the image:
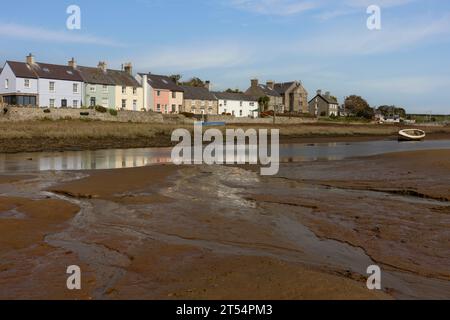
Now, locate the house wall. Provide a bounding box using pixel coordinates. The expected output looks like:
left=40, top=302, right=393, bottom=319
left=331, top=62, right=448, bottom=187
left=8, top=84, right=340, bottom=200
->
left=0, top=64, right=18, bottom=94
left=38, top=78, right=83, bottom=108
left=245, top=86, right=282, bottom=112
left=218, top=99, right=259, bottom=117
left=153, top=88, right=170, bottom=113
left=114, top=85, right=143, bottom=111
left=168, top=91, right=183, bottom=114
left=135, top=74, right=154, bottom=111
left=308, top=96, right=338, bottom=117
left=283, top=84, right=308, bottom=113
left=183, top=99, right=218, bottom=114
left=84, top=83, right=116, bottom=108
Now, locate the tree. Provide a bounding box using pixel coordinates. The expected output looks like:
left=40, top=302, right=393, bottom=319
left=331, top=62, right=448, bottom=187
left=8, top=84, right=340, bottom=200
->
left=169, top=74, right=182, bottom=84
left=344, top=95, right=374, bottom=119
left=378, top=105, right=406, bottom=118
left=182, top=77, right=205, bottom=87
left=258, top=96, right=270, bottom=112
left=225, top=88, right=243, bottom=93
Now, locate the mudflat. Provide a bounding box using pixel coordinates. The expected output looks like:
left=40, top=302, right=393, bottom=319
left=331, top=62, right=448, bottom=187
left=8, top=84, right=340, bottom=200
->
left=0, top=149, right=449, bottom=299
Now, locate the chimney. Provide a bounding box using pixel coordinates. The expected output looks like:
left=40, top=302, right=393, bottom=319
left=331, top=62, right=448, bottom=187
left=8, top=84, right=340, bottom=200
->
left=98, top=61, right=107, bottom=72
left=251, top=79, right=259, bottom=88
left=316, top=89, right=322, bottom=96
left=142, top=74, right=148, bottom=110
left=204, top=80, right=211, bottom=91
left=266, top=81, right=275, bottom=90
left=68, top=57, right=77, bottom=69
left=26, top=53, right=35, bottom=65
left=123, top=62, right=133, bottom=75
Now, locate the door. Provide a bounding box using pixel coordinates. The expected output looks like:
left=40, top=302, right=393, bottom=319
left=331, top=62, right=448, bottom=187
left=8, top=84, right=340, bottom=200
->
left=90, top=97, right=96, bottom=107
left=61, top=99, right=67, bottom=108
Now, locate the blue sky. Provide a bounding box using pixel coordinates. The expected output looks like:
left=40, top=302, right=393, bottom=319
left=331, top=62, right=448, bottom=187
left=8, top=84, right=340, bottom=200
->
left=1, top=0, right=449, bottom=113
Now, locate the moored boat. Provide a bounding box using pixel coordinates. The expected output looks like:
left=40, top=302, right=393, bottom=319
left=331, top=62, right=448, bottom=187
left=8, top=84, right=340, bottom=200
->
left=398, top=129, right=426, bottom=141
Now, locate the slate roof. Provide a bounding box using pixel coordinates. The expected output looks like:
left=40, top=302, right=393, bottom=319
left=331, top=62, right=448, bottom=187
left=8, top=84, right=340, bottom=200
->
left=106, top=69, right=140, bottom=87
left=181, top=85, right=217, bottom=100
left=6, top=61, right=38, bottom=79
left=309, top=94, right=339, bottom=105
left=258, top=84, right=281, bottom=97
left=77, top=66, right=116, bottom=86
left=212, top=91, right=258, bottom=102
left=140, top=73, right=184, bottom=92
left=274, top=82, right=295, bottom=94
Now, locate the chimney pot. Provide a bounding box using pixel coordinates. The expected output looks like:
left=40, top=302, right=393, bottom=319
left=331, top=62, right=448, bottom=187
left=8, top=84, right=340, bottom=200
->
left=266, top=81, right=275, bottom=90
left=251, top=79, right=259, bottom=88
left=123, top=62, right=133, bottom=75
left=98, top=61, right=107, bottom=72
left=68, top=57, right=77, bottom=69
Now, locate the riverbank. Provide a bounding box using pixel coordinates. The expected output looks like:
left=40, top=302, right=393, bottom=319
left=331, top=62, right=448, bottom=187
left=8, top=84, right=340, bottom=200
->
left=0, top=148, right=448, bottom=299
left=0, top=120, right=450, bottom=153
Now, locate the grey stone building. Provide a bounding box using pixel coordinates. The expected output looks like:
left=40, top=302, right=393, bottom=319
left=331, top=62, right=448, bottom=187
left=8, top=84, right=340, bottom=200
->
left=274, top=81, right=308, bottom=113
left=308, top=90, right=339, bottom=117
left=245, top=79, right=283, bottom=112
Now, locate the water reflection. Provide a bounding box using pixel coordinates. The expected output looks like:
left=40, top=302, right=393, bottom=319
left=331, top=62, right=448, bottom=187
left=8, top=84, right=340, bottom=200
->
left=0, top=140, right=449, bottom=173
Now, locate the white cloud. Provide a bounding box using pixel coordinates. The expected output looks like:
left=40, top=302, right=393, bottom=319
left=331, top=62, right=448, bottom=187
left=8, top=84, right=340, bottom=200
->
left=229, top=0, right=320, bottom=16
left=0, top=23, right=122, bottom=47
left=133, top=43, right=252, bottom=71
left=296, top=14, right=450, bottom=55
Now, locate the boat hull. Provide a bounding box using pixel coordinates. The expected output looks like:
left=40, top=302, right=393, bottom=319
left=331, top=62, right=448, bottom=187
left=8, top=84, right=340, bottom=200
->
left=398, top=129, right=426, bottom=141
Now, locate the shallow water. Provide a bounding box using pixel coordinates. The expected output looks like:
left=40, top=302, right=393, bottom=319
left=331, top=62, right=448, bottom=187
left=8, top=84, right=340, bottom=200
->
left=1, top=139, right=449, bottom=173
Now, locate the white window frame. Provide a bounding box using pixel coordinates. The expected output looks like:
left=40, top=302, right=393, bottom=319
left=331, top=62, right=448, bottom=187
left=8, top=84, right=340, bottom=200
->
left=122, top=86, right=126, bottom=94
left=73, top=83, right=79, bottom=93
left=5, top=79, right=9, bottom=89
left=90, top=86, right=96, bottom=93
left=49, top=82, right=55, bottom=92
left=49, top=99, right=55, bottom=108
left=24, top=79, right=30, bottom=88
left=73, top=100, right=78, bottom=108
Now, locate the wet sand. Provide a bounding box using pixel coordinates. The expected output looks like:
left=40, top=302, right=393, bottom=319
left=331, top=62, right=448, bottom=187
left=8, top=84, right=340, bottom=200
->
left=0, top=149, right=449, bottom=299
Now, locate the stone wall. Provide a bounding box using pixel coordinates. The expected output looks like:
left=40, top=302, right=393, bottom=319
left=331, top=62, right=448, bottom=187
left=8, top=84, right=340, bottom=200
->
left=0, top=106, right=164, bottom=123
left=0, top=106, right=317, bottom=125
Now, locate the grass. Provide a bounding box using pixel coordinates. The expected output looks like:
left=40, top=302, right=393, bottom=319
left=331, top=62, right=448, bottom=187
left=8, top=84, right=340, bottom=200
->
left=0, top=119, right=449, bottom=153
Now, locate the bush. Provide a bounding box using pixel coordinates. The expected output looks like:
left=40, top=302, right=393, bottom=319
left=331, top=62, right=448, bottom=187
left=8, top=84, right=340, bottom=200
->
left=109, top=109, right=118, bottom=116
left=180, top=112, right=195, bottom=118
left=95, top=105, right=108, bottom=113
left=80, top=112, right=90, bottom=116
left=43, top=109, right=51, bottom=114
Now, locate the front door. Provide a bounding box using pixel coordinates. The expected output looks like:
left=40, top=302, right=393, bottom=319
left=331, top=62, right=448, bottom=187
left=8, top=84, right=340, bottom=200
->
left=61, top=99, right=67, bottom=108
left=90, top=97, right=96, bottom=107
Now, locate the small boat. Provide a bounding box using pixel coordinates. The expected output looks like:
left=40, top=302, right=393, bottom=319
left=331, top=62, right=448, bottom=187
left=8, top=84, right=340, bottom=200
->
left=398, top=129, right=426, bottom=141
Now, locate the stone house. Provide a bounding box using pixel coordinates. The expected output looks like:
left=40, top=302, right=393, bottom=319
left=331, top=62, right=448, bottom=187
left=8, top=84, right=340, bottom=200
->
left=245, top=79, right=283, bottom=112
left=181, top=83, right=218, bottom=115
left=274, top=81, right=308, bottom=113
left=308, top=90, right=339, bottom=117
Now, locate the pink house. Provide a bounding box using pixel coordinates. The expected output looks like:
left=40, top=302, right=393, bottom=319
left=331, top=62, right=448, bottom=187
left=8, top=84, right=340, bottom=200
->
left=136, top=73, right=184, bottom=113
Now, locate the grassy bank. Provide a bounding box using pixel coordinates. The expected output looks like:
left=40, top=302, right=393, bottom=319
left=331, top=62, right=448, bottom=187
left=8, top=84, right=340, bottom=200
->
left=1, top=120, right=450, bottom=153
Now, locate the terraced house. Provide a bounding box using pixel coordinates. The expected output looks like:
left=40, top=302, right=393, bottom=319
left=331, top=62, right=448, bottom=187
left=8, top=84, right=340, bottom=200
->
left=245, top=79, right=283, bottom=112
left=0, top=54, right=83, bottom=108
left=274, top=81, right=308, bottom=113
left=110, top=63, right=143, bottom=111
left=181, top=84, right=218, bottom=115
left=213, top=91, right=259, bottom=118
left=136, top=73, right=184, bottom=113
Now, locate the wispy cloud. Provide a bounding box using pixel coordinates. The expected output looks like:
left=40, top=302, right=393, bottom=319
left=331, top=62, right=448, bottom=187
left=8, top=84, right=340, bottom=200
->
left=133, top=42, right=252, bottom=72
left=0, top=23, right=122, bottom=47
left=228, top=0, right=320, bottom=16
left=296, top=14, right=450, bottom=55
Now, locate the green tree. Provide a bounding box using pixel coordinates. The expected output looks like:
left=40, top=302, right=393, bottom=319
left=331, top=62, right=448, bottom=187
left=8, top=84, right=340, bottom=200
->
left=169, top=74, right=182, bottom=84
left=225, top=88, right=243, bottom=93
left=344, top=95, right=374, bottom=119
left=258, top=96, right=270, bottom=112
left=182, top=77, right=205, bottom=87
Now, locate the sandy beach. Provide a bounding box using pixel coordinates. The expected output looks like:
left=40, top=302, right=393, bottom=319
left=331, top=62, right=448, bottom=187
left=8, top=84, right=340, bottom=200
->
left=0, top=147, right=449, bottom=300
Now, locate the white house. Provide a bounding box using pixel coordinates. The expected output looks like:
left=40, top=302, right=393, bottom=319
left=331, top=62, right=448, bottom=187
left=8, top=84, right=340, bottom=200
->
left=213, top=91, right=259, bottom=118
left=0, top=54, right=84, bottom=108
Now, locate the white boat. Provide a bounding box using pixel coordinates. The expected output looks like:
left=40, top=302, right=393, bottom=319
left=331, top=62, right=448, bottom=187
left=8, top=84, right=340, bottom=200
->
left=398, top=129, right=426, bottom=141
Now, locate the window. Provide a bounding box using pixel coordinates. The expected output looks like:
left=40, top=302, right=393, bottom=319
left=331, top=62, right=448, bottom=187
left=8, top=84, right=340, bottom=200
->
left=73, top=83, right=78, bottom=93
left=164, top=105, right=168, bottom=113
left=49, top=99, right=55, bottom=108
left=49, top=82, right=55, bottom=92
left=157, top=90, right=161, bottom=97
left=133, top=100, right=137, bottom=111
left=240, top=101, right=243, bottom=107
left=122, top=86, right=126, bottom=94
left=102, top=85, right=108, bottom=93
left=73, top=100, right=78, bottom=108
left=133, top=87, right=137, bottom=95
left=201, top=101, right=205, bottom=106
left=157, top=104, right=161, bottom=111
left=4, top=79, right=8, bottom=89
left=121, top=99, right=127, bottom=109
left=250, top=102, right=255, bottom=107
left=90, top=97, right=96, bottom=106
left=90, top=86, right=96, bottom=93
left=224, top=100, right=227, bottom=106
left=172, top=104, right=176, bottom=113
left=240, top=110, right=243, bottom=116
left=172, top=92, right=176, bottom=99
left=191, top=101, right=196, bottom=106
left=24, top=79, right=30, bottom=88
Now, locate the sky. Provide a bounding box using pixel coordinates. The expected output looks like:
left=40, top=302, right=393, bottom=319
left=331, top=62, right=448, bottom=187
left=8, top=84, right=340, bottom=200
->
left=0, top=0, right=449, bottom=114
